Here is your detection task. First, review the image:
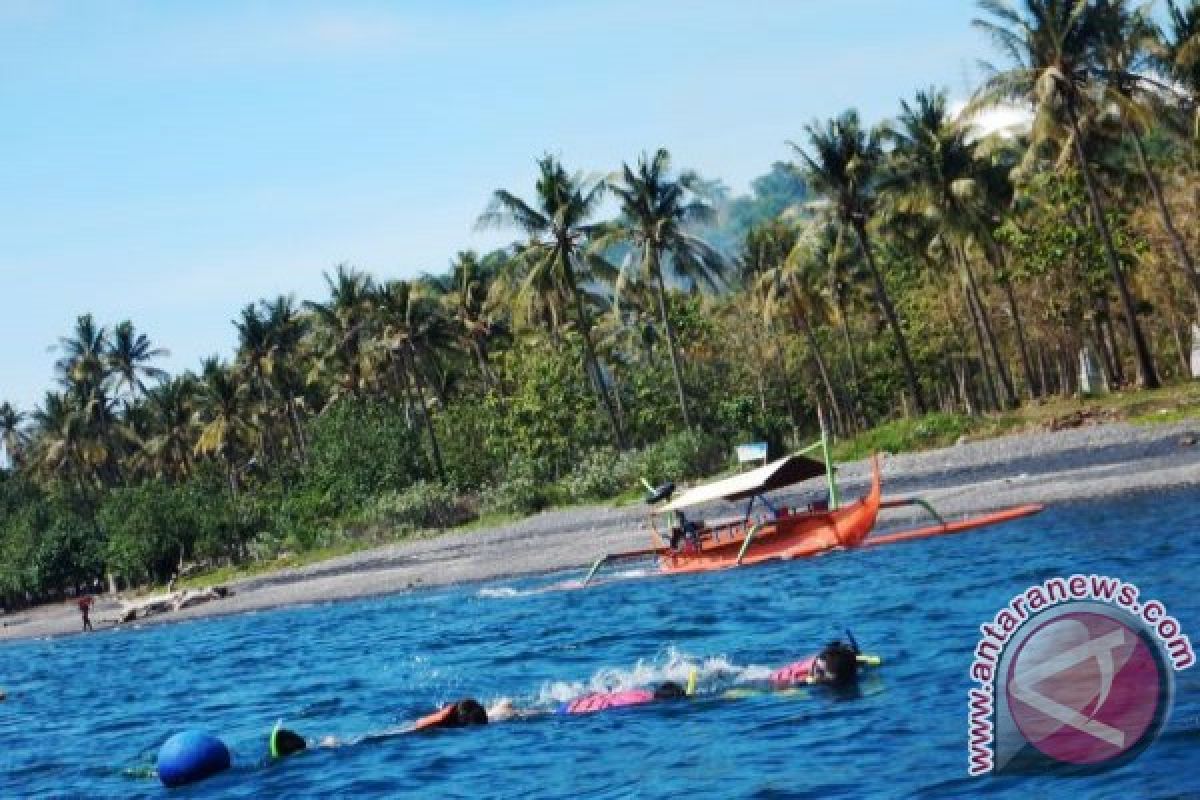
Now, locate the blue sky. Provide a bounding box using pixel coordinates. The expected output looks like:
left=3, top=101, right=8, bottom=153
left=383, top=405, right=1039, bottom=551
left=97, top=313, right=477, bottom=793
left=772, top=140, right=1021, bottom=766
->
left=1, top=0, right=990, bottom=412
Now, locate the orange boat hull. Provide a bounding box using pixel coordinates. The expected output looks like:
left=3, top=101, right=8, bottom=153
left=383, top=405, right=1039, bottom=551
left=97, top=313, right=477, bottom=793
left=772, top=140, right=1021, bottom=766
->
left=658, top=458, right=883, bottom=575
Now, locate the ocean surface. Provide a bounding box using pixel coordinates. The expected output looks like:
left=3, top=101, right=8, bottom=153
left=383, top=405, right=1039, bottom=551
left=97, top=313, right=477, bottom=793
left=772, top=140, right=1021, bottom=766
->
left=2, top=487, right=1198, bottom=799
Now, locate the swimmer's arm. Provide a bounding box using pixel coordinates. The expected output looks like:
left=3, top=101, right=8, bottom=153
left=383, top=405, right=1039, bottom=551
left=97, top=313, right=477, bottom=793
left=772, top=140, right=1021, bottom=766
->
left=355, top=724, right=416, bottom=744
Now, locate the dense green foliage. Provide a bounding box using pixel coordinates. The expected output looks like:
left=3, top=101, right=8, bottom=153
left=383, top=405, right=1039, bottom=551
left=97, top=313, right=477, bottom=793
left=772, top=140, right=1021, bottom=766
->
left=2, top=0, right=1199, bottom=607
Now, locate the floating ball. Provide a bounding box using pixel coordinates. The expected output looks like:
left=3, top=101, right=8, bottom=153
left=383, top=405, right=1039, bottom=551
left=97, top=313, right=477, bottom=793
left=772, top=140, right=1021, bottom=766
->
left=156, top=730, right=231, bottom=788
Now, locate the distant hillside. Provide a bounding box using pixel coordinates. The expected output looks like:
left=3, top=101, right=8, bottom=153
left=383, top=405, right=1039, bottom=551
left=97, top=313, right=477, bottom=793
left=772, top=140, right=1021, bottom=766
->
left=698, top=161, right=810, bottom=258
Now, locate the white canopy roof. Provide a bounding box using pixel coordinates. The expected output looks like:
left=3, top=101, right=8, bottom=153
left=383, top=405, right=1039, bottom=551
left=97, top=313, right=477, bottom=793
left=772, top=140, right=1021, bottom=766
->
left=658, top=454, right=826, bottom=512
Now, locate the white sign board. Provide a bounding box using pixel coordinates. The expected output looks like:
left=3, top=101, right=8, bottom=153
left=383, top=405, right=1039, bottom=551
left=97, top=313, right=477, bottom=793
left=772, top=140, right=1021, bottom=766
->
left=736, top=442, right=769, bottom=464
left=1078, top=346, right=1105, bottom=395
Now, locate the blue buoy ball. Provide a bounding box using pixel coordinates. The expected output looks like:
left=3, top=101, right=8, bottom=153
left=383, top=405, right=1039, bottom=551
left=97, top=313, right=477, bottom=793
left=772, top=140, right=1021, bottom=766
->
left=156, top=730, right=231, bottom=788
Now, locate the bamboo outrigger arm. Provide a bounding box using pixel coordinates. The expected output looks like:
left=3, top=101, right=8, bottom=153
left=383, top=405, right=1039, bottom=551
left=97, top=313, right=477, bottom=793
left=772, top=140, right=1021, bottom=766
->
left=580, top=545, right=662, bottom=586
left=734, top=522, right=764, bottom=566
left=880, top=497, right=947, bottom=527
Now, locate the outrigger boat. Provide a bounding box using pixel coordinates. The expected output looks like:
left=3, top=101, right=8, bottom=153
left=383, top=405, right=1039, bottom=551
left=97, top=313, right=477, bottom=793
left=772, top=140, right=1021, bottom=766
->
left=580, top=433, right=1044, bottom=586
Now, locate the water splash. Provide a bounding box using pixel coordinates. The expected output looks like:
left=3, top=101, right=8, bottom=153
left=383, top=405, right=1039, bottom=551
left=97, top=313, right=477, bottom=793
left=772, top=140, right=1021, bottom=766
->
left=528, top=647, right=773, bottom=708
left=478, top=567, right=657, bottom=598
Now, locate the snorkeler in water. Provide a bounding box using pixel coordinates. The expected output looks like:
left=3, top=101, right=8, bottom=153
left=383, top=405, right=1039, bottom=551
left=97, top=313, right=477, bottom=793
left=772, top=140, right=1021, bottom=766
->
left=271, top=640, right=877, bottom=758
left=270, top=698, right=489, bottom=758
left=769, top=639, right=864, bottom=689
left=555, top=681, right=688, bottom=715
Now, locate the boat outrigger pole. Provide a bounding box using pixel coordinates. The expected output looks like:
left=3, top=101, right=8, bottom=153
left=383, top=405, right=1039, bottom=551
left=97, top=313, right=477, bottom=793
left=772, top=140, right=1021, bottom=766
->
left=795, top=404, right=840, bottom=510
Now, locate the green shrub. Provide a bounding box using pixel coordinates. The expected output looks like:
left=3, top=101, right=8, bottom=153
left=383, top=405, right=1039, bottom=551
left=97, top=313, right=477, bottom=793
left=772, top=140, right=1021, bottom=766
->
left=635, top=430, right=728, bottom=486
left=100, top=484, right=194, bottom=585
left=273, top=485, right=335, bottom=552
left=559, top=447, right=634, bottom=502
left=303, top=398, right=426, bottom=514
left=835, top=412, right=973, bottom=460
left=480, top=469, right=547, bottom=517
left=436, top=399, right=505, bottom=490
left=364, top=481, right=473, bottom=531
left=99, top=475, right=255, bottom=584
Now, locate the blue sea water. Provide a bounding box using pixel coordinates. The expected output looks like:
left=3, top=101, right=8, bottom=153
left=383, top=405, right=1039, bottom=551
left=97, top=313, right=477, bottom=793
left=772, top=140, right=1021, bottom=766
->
left=2, top=488, right=1198, bottom=799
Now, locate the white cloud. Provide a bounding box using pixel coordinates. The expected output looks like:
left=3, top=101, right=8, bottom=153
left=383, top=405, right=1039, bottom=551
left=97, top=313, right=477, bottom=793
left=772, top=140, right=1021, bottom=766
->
left=278, top=11, right=409, bottom=56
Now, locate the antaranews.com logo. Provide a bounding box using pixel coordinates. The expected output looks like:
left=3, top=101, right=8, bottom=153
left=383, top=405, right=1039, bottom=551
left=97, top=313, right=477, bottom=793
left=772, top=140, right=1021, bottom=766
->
left=967, top=574, right=1194, bottom=776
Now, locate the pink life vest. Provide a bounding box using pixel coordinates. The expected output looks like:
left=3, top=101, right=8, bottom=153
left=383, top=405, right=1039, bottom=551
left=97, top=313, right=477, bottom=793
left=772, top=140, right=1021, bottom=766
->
left=769, top=655, right=817, bottom=687
left=561, top=688, right=655, bottom=714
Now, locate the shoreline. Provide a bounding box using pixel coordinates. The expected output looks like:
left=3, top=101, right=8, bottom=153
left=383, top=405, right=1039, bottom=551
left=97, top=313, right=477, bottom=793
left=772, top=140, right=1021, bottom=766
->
left=3, top=418, right=1198, bottom=643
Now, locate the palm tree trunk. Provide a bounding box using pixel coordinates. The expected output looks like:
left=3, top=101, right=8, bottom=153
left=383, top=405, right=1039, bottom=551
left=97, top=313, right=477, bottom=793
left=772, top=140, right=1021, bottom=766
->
left=570, top=286, right=627, bottom=449
left=1171, top=323, right=1188, bottom=374
left=796, top=310, right=844, bottom=436
left=957, top=246, right=1016, bottom=408
left=955, top=359, right=976, bottom=415
left=1096, top=294, right=1125, bottom=386
left=611, top=368, right=627, bottom=437
left=1067, top=107, right=1160, bottom=389
left=1090, top=319, right=1116, bottom=390
left=1000, top=275, right=1037, bottom=398
left=406, top=349, right=445, bottom=482
left=776, top=339, right=802, bottom=434
left=286, top=398, right=307, bottom=460
left=984, top=240, right=1038, bottom=399
left=964, top=279, right=999, bottom=411
left=255, top=370, right=277, bottom=467
left=472, top=340, right=494, bottom=389
left=1127, top=124, right=1200, bottom=299
left=833, top=292, right=867, bottom=429
left=851, top=221, right=927, bottom=414
left=649, top=248, right=693, bottom=430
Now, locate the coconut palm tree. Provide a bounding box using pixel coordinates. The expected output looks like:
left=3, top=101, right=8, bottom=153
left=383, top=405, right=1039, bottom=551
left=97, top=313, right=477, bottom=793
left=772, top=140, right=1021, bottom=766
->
left=792, top=112, right=928, bottom=413
left=600, top=148, right=727, bottom=430
left=0, top=402, right=29, bottom=469
left=305, top=265, right=377, bottom=401
left=478, top=155, right=625, bottom=448
left=373, top=279, right=450, bottom=481
left=55, top=313, right=110, bottom=397
left=1161, top=1, right=1200, bottom=144
left=973, top=135, right=1042, bottom=398
left=261, top=294, right=310, bottom=459
left=193, top=357, right=253, bottom=495
left=425, top=251, right=504, bottom=389
left=30, top=391, right=96, bottom=493
left=234, top=302, right=284, bottom=465
left=53, top=315, right=131, bottom=484
left=972, top=0, right=1160, bottom=388
left=750, top=220, right=847, bottom=430
left=107, top=320, right=169, bottom=401
left=141, top=375, right=198, bottom=481
left=1091, top=0, right=1200, bottom=300
left=882, top=88, right=1018, bottom=408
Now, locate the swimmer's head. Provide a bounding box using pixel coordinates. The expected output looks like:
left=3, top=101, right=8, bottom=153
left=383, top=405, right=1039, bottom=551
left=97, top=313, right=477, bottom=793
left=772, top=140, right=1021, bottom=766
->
left=271, top=727, right=308, bottom=758
left=449, top=698, right=489, bottom=727
left=815, top=640, right=860, bottom=688
left=653, top=682, right=687, bottom=700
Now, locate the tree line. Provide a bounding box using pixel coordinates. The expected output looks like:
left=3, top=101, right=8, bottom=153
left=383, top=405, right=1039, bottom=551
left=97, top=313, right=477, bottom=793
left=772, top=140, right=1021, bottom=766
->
left=1, top=0, right=1197, bottom=607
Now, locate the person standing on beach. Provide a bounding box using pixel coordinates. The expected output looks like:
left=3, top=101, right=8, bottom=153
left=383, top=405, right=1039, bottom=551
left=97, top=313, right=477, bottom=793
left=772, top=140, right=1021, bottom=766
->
left=77, top=595, right=94, bottom=632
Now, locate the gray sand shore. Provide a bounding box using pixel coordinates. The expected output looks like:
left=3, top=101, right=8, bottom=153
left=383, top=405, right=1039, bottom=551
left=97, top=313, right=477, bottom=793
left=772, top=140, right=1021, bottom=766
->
left=3, top=419, right=1198, bottom=642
